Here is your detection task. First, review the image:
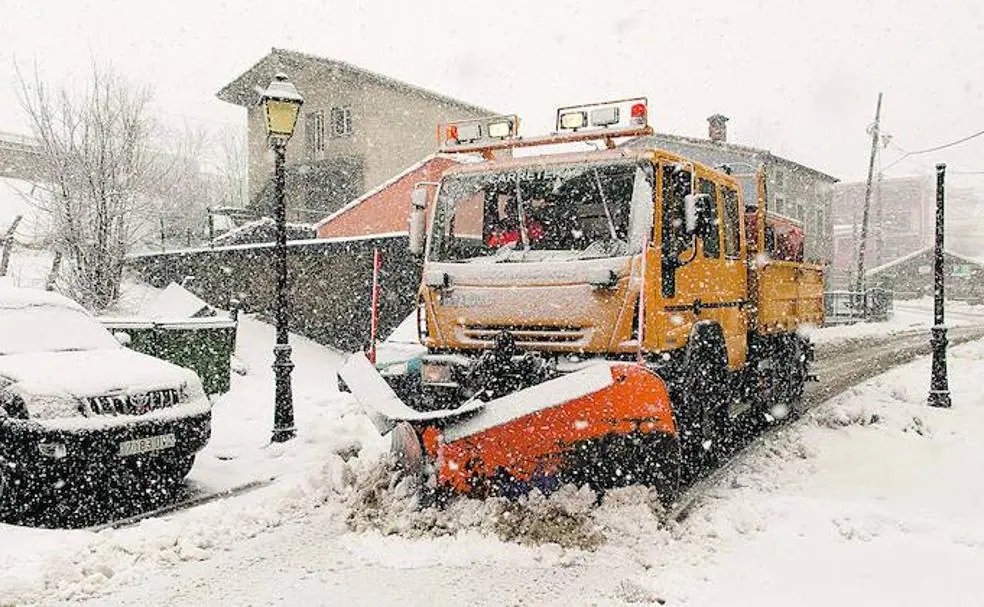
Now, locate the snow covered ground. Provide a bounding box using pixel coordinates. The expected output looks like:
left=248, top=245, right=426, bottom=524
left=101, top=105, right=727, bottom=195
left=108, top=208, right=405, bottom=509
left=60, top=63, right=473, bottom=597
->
left=802, top=297, right=984, bottom=346
left=3, top=250, right=984, bottom=605
left=0, top=327, right=978, bottom=606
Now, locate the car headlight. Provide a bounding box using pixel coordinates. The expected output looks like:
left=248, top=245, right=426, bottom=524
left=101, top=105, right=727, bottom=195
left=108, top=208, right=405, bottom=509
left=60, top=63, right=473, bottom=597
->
left=20, top=392, right=82, bottom=420
left=379, top=361, right=409, bottom=377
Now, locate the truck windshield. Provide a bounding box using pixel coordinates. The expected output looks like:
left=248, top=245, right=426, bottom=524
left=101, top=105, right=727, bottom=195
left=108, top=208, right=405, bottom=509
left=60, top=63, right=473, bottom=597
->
left=428, top=160, right=653, bottom=263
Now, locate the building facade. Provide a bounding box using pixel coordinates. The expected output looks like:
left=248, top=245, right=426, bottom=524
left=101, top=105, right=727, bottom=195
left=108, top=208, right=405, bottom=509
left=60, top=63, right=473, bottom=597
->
left=830, top=175, right=933, bottom=288
left=624, top=116, right=838, bottom=265
left=216, top=48, right=495, bottom=223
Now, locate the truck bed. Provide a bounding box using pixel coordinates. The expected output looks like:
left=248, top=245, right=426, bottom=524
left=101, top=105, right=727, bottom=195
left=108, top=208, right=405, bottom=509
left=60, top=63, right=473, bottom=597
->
left=752, top=260, right=825, bottom=333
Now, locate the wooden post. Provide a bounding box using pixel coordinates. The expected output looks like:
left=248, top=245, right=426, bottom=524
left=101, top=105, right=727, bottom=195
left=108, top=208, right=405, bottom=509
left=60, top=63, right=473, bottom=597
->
left=0, top=215, right=23, bottom=276
left=46, top=250, right=62, bottom=291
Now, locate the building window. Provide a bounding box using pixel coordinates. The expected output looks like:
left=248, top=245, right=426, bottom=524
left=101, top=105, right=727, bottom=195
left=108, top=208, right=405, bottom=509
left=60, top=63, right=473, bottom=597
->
left=774, top=195, right=785, bottom=215
left=775, top=169, right=785, bottom=189
left=791, top=200, right=804, bottom=221
left=306, top=111, right=325, bottom=155
left=331, top=107, right=353, bottom=137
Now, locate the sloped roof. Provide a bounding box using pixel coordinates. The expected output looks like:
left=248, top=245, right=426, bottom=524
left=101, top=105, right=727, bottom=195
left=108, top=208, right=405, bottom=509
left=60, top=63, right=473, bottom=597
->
left=624, top=131, right=839, bottom=183
left=217, top=48, right=492, bottom=116
left=869, top=246, right=984, bottom=276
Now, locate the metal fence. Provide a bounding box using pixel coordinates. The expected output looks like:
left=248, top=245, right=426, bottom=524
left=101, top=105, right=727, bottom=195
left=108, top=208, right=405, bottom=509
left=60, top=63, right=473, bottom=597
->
left=824, top=288, right=893, bottom=325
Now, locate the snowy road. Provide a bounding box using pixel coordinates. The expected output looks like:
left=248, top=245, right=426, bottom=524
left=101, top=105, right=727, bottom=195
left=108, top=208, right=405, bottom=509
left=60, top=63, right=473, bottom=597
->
left=49, top=326, right=984, bottom=607
left=805, top=323, right=984, bottom=409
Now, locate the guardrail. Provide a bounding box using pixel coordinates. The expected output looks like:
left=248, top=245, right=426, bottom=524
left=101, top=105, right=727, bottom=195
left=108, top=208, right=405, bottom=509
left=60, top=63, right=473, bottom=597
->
left=824, top=288, right=893, bottom=325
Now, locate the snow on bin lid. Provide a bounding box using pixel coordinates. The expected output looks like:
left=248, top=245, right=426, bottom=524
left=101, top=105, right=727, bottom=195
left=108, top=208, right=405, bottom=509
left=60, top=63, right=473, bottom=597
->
left=140, top=282, right=217, bottom=320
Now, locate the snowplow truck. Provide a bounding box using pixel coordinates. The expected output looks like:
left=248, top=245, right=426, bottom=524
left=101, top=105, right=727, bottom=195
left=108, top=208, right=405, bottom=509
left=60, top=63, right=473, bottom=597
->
left=340, top=98, right=823, bottom=501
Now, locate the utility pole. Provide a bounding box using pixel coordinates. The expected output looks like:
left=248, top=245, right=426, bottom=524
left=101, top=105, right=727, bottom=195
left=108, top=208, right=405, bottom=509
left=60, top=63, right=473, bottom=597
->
left=874, top=170, right=884, bottom=267
left=855, top=92, right=883, bottom=302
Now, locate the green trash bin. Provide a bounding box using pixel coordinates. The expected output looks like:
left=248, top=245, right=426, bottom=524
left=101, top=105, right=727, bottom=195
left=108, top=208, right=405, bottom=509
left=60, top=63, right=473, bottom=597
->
left=101, top=317, right=238, bottom=396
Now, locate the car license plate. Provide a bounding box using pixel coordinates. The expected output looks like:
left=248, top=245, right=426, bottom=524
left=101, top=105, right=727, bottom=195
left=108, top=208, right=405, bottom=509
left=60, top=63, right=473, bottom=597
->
left=118, top=433, right=176, bottom=456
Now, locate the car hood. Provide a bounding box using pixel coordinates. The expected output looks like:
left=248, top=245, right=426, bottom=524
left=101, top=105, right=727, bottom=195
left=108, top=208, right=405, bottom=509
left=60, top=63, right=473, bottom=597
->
left=0, top=348, right=197, bottom=396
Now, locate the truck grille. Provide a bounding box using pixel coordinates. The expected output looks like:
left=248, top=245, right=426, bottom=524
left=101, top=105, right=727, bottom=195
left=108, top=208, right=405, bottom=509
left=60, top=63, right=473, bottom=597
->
left=84, top=388, right=183, bottom=416
left=461, top=323, right=588, bottom=346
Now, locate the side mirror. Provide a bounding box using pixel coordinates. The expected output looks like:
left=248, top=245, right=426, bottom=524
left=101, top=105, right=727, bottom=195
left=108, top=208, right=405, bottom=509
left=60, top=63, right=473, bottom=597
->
left=114, top=331, right=132, bottom=347
left=408, top=187, right=428, bottom=256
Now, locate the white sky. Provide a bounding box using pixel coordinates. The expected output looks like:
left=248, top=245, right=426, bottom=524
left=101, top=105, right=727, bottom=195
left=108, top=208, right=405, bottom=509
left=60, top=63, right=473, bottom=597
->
left=1, top=0, right=983, bottom=189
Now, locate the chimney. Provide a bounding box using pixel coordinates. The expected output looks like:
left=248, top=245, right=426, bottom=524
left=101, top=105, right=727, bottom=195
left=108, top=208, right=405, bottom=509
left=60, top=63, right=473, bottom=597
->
left=708, top=114, right=729, bottom=143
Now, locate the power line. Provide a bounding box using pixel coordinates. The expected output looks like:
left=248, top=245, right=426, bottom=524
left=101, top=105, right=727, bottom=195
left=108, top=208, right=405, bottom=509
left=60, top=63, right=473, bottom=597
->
left=884, top=128, right=984, bottom=171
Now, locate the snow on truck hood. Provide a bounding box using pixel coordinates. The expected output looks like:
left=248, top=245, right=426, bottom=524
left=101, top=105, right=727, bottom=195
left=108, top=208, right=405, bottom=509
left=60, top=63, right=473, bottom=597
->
left=0, top=347, right=199, bottom=396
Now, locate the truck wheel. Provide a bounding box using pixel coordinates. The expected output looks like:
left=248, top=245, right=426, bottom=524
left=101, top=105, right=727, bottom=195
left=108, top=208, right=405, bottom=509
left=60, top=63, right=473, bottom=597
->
left=633, top=433, right=682, bottom=505
left=786, top=335, right=810, bottom=414
left=677, top=324, right=729, bottom=476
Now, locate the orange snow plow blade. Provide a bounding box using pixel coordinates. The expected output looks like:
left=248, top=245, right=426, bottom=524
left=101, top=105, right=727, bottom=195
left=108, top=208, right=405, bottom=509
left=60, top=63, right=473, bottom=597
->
left=340, top=357, right=677, bottom=497
left=425, top=363, right=675, bottom=495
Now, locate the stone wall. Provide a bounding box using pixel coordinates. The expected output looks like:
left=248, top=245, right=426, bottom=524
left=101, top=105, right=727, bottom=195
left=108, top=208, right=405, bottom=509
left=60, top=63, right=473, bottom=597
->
left=126, top=235, right=422, bottom=352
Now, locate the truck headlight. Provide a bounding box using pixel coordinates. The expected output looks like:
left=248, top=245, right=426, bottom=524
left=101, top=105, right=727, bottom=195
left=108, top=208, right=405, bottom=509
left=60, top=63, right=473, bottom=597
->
left=417, top=297, right=428, bottom=343
left=421, top=362, right=453, bottom=384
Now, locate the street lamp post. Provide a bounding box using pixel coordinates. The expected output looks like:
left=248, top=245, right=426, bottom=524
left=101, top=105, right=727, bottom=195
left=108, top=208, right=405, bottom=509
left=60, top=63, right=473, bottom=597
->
left=260, top=73, right=304, bottom=442
left=928, top=163, right=951, bottom=408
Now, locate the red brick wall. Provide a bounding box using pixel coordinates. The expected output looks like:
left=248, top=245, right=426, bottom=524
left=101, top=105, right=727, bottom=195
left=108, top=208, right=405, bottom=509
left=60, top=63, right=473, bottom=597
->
left=315, top=157, right=457, bottom=239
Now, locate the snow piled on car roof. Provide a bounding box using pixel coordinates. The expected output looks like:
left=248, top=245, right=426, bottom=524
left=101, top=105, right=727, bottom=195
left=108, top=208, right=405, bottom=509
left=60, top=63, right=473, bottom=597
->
left=0, top=282, right=84, bottom=312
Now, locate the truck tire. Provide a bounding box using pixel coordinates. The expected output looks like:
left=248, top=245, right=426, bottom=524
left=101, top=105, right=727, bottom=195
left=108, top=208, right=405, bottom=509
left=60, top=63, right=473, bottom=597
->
left=676, top=322, right=729, bottom=477
left=632, top=433, right=682, bottom=505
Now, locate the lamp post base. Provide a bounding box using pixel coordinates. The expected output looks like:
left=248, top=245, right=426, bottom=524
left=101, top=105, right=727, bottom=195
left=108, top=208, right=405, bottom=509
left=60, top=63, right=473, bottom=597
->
left=928, top=325, right=951, bottom=408
left=272, top=343, right=296, bottom=442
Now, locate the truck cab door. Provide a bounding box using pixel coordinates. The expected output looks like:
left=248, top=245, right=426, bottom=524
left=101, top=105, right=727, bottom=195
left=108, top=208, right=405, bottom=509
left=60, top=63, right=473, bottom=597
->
left=655, top=164, right=747, bottom=368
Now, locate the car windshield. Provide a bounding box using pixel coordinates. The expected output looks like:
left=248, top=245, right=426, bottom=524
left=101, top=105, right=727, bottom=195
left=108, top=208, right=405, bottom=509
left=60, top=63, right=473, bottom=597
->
left=428, top=160, right=654, bottom=263
left=0, top=305, right=120, bottom=356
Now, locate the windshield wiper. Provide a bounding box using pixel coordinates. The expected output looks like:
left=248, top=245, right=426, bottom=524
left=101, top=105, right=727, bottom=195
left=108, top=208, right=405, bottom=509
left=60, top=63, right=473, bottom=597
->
left=593, top=168, right=620, bottom=242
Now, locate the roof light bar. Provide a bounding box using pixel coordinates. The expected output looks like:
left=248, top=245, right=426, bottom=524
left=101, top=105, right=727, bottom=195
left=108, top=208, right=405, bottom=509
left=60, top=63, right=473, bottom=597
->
left=556, top=97, right=648, bottom=133
left=439, top=114, right=519, bottom=149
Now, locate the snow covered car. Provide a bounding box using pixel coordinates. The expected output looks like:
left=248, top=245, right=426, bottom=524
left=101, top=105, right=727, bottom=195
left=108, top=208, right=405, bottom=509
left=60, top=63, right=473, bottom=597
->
left=0, top=285, right=212, bottom=517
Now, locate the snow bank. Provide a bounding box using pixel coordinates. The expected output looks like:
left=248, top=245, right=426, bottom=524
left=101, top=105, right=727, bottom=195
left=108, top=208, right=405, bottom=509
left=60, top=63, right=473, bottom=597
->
left=804, top=296, right=984, bottom=346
